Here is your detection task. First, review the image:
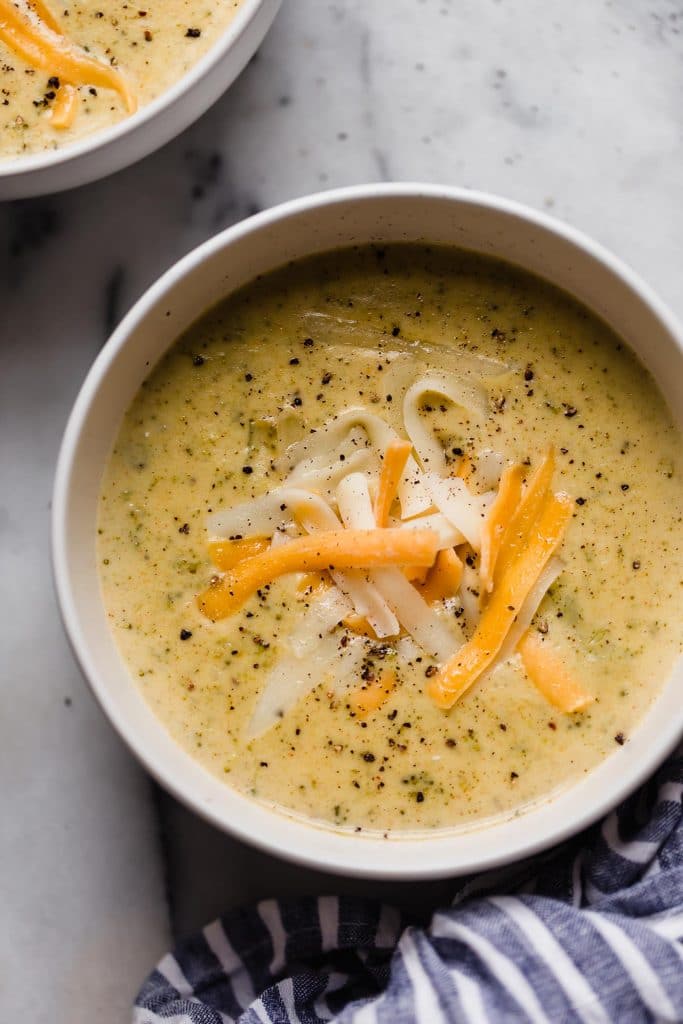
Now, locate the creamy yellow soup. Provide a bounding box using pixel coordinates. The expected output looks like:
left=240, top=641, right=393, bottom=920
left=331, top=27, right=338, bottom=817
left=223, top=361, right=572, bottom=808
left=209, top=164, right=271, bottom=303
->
left=98, top=245, right=683, bottom=835
left=0, top=1, right=242, bottom=158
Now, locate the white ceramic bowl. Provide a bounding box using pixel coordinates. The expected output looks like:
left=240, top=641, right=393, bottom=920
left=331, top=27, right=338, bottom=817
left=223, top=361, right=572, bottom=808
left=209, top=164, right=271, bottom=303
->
left=53, top=184, right=683, bottom=879
left=0, top=0, right=281, bottom=200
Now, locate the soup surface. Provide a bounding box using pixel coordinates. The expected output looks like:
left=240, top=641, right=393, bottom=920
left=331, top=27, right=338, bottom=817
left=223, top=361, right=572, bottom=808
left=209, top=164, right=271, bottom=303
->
left=98, top=245, right=683, bottom=834
left=0, top=1, right=242, bottom=158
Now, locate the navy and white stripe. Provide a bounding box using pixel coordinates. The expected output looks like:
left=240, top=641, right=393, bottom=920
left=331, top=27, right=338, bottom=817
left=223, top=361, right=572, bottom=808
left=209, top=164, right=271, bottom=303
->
left=134, top=747, right=682, bottom=1023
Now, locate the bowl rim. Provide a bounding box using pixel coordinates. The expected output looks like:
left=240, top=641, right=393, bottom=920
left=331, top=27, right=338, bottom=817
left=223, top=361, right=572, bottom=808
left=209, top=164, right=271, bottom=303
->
left=52, top=183, right=683, bottom=879
left=0, top=0, right=271, bottom=179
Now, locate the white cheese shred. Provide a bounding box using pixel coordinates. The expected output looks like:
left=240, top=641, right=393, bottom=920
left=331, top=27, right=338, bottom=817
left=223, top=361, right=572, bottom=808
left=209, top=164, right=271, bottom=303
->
left=246, top=588, right=358, bottom=739
left=423, top=474, right=490, bottom=551
left=403, top=371, right=488, bottom=477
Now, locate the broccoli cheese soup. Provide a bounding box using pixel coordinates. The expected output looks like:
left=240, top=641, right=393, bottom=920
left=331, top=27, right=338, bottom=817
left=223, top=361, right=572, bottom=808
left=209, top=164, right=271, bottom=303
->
left=98, top=245, right=683, bottom=835
left=0, top=1, right=242, bottom=158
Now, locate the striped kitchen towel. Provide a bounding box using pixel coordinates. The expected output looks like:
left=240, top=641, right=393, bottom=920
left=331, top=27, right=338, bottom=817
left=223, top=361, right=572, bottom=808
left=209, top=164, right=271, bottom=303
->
left=134, top=747, right=683, bottom=1023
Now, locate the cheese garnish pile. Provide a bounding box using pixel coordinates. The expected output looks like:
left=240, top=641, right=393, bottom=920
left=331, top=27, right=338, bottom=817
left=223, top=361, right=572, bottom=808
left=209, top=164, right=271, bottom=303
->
left=196, top=367, right=593, bottom=737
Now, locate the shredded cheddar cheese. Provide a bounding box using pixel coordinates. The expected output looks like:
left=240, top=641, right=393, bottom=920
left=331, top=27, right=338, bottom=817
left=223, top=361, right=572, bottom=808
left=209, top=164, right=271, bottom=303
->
left=374, top=439, right=413, bottom=527
left=0, top=0, right=136, bottom=129
left=50, top=82, right=78, bottom=128
left=348, top=669, right=397, bottom=718
left=419, top=548, right=463, bottom=604
left=427, top=491, right=573, bottom=709
left=199, top=527, right=440, bottom=621
left=518, top=630, right=594, bottom=713
left=492, top=448, right=556, bottom=587
left=480, top=463, right=525, bottom=594
left=208, top=537, right=270, bottom=571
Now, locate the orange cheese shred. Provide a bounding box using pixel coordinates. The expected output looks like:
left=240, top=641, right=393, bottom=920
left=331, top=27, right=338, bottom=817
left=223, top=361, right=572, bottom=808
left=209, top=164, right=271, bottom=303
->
left=427, top=491, right=573, bottom=709
left=518, top=630, right=594, bottom=713
left=343, top=614, right=407, bottom=640
left=0, top=0, right=136, bottom=114
left=420, top=547, right=463, bottom=604
left=343, top=613, right=379, bottom=640
left=492, top=447, right=555, bottom=587
left=348, top=669, right=397, bottom=719
left=199, top=527, right=439, bottom=621
left=12, top=3, right=78, bottom=129
left=453, top=453, right=475, bottom=482
left=50, top=82, right=78, bottom=128
left=403, top=564, right=430, bottom=584
left=27, top=0, right=60, bottom=32
left=479, top=463, right=525, bottom=594
left=374, top=439, right=413, bottom=528
left=208, top=537, right=270, bottom=571
left=296, top=571, right=331, bottom=596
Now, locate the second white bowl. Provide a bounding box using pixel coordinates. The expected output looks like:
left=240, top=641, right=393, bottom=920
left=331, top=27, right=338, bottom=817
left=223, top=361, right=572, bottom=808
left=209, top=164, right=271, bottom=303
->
left=0, top=0, right=281, bottom=199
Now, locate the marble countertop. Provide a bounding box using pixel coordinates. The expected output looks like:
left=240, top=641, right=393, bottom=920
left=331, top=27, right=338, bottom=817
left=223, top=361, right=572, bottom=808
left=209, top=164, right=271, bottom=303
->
left=2, top=0, right=682, bottom=1018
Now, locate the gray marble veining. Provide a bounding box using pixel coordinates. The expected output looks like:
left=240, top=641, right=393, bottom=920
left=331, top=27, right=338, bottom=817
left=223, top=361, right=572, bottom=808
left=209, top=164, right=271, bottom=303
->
left=2, top=0, right=683, bottom=1018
